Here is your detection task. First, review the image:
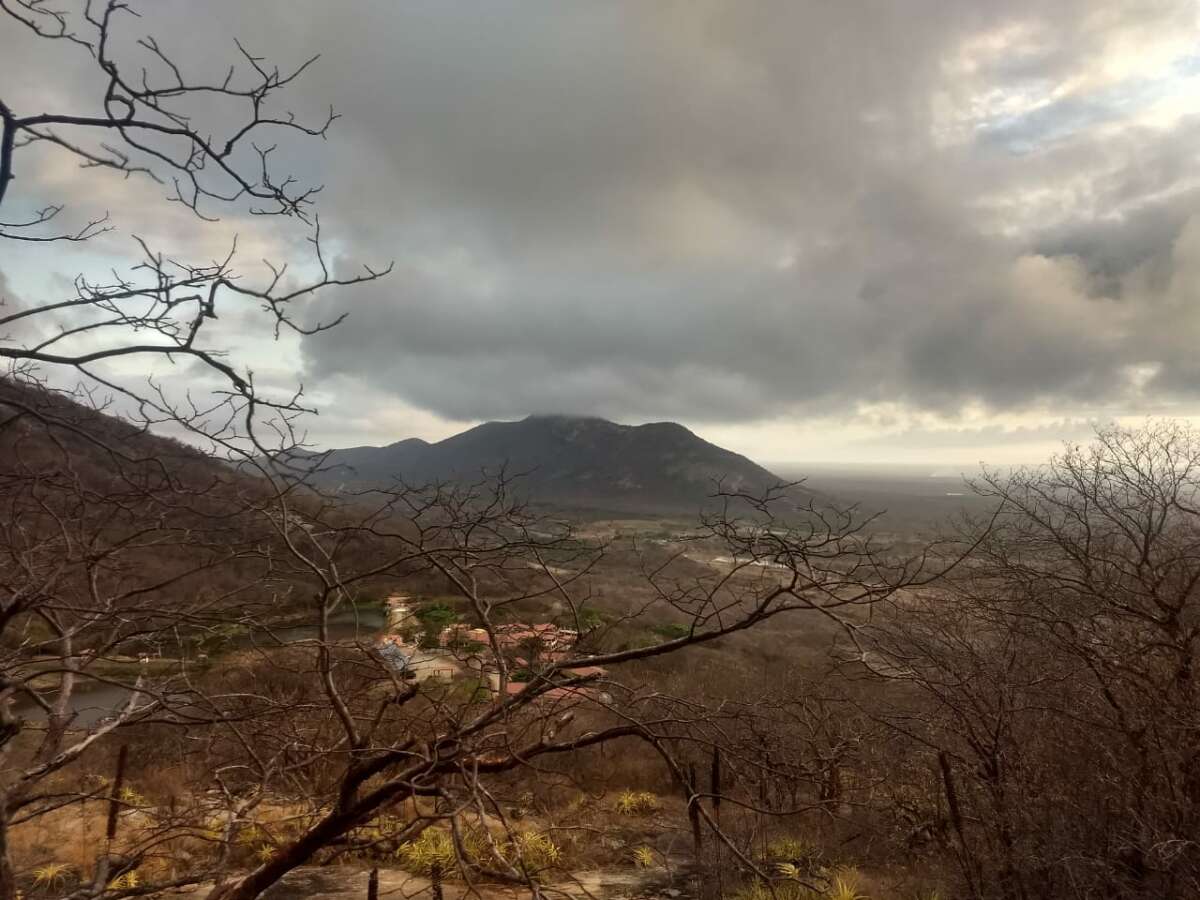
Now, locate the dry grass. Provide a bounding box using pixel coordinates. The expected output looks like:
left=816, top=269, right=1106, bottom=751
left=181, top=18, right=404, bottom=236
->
left=10, top=803, right=105, bottom=881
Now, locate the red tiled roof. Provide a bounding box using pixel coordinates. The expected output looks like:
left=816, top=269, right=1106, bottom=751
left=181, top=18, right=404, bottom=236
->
left=503, top=682, right=598, bottom=703
left=562, top=665, right=607, bottom=677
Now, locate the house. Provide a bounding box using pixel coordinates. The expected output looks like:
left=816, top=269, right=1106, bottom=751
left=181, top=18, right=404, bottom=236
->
left=375, top=615, right=603, bottom=696
left=438, top=624, right=491, bottom=648
left=560, top=664, right=607, bottom=678
left=375, top=634, right=458, bottom=681
left=438, top=621, right=578, bottom=655
left=483, top=662, right=608, bottom=704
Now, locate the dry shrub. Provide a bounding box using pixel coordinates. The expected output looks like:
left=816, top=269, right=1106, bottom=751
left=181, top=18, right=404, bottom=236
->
left=395, top=823, right=561, bottom=878
left=613, top=790, right=660, bottom=816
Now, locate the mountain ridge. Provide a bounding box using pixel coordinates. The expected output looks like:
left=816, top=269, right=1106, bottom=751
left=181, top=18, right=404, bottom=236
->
left=303, top=414, right=799, bottom=514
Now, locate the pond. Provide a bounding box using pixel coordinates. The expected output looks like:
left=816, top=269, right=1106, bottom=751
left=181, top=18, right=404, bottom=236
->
left=14, top=606, right=388, bottom=728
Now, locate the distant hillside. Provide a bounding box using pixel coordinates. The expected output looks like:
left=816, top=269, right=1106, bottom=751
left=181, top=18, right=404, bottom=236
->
left=298, top=414, right=801, bottom=514
left=0, top=377, right=220, bottom=485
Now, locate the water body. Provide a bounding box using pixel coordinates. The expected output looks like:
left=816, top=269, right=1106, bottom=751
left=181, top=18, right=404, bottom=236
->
left=15, top=607, right=387, bottom=728
left=220, top=606, right=386, bottom=650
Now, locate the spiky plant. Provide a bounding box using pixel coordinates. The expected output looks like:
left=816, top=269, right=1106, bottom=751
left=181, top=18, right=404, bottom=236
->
left=118, top=786, right=148, bottom=808
left=766, top=835, right=825, bottom=875
left=827, top=869, right=869, bottom=900
left=508, top=831, right=560, bottom=873
left=397, top=829, right=457, bottom=876
left=777, top=862, right=803, bottom=879
left=455, top=825, right=493, bottom=867
left=236, top=825, right=266, bottom=847
left=31, top=862, right=71, bottom=890
left=613, top=790, right=659, bottom=815
left=767, top=836, right=819, bottom=860
left=108, top=870, right=141, bottom=890
left=730, top=882, right=818, bottom=900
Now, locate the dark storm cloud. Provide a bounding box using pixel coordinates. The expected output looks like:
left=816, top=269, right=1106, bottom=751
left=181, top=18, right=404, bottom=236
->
left=4, top=1, right=1199, bottom=429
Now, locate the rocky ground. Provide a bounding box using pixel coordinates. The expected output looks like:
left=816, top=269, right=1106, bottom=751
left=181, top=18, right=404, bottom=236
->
left=166, top=861, right=701, bottom=900
left=255, top=864, right=700, bottom=897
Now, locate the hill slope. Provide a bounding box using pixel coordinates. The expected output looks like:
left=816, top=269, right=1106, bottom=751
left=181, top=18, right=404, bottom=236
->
left=306, top=414, right=796, bottom=514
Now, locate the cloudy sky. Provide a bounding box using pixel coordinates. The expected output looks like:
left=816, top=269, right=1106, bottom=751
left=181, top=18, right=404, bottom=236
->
left=3, top=1, right=1200, bottom=466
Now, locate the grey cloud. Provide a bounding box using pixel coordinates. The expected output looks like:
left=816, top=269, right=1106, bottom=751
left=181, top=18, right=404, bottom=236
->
left=301, top=170, right=1150, bottom=421
left=4, top=1, right=1200, bottom=438
left=287, top=1, right=1200, bottom=425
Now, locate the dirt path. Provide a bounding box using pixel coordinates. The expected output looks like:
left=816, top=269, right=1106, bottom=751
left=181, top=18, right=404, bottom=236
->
left=168, top=862, right=698, bottom=900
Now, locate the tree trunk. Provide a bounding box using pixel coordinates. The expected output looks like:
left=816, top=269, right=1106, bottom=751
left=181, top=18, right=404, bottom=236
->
left=939, top=751, right=982, bottom=900
left=0, top=791, right=18, bottom=900
left=686, top=763, right=703, bottom=856
left=710, top=747, right=722, bottom=827
left=107, top=745, right=129, bottom=841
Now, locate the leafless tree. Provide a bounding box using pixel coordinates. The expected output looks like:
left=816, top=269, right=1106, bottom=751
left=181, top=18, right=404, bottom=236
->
left=858, top=423, right=1200, bottom=900
left=1, top=0, right=387, bottom=454
left=1, top=6, right=963, bottom=900
left=0, top=2, right=385, bottom=896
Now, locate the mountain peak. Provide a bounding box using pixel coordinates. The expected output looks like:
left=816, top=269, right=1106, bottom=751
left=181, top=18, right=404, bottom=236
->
left=521, top=413, right=611, bottom=423
left=313, top=415, right=795, bottom=514
left=385, top=436, right=430, bottom=450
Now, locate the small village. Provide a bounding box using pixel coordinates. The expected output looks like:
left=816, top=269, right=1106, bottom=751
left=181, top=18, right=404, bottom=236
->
left=375, top=595, right=608, bottom=702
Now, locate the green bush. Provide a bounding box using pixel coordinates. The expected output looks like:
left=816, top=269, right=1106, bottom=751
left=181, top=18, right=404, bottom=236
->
left=415, top=601, right=459, bottom=628
left=572, top=606, right=606, bottom=631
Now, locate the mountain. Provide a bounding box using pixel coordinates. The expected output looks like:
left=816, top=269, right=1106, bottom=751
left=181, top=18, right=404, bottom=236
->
left=0, top=377, right=219, bottom=484
left=302, top=414, right=799, bottom=514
